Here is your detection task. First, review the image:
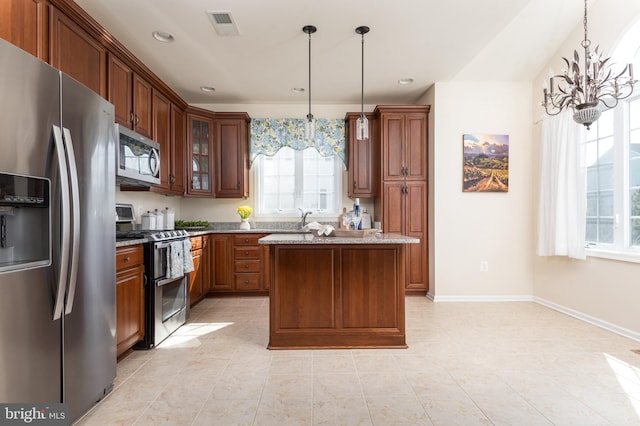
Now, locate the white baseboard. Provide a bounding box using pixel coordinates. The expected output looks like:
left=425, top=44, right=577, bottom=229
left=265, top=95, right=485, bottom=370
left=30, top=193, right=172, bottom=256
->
left=430, top=294, right=534, bottom=303
left=533, top=296, right=640, bottom=343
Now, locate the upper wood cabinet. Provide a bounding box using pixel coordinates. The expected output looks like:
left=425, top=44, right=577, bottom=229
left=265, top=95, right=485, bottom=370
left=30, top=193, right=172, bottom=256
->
left=107, top=53, right=153, bottom=138
left=346, top=112, right=378, bottom=198
left=49, top=7, right=106, bottom=97
left=376, top=106, right=428, bottom=181
left=151, top=89, right=171, bottom=192
left=214, top=112, right=250, bottom=198
left=186, top=112, right=214, bottom=196
left=169, top=104, right=186, bottom=195
left=0, top=0, right=45, bottom=60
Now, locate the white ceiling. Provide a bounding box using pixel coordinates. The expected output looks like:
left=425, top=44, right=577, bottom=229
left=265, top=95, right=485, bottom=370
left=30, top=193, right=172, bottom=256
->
left=75, top=0, right=588, bottom=105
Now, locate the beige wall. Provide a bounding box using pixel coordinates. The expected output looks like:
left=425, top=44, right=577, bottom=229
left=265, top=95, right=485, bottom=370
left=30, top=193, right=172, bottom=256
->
left=421, top=82, right=534, bottom=300
left=532, top=0, right=640, bottom=337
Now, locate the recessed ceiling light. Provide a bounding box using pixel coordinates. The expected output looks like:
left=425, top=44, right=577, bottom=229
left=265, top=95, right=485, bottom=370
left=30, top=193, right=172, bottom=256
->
left=200, top=86, right=216, bottom=93
left=152, top=31, right=175, bottom=43
left=398, top=78, right=414, bottom=85
left=292, top=87, right=305, bottom=93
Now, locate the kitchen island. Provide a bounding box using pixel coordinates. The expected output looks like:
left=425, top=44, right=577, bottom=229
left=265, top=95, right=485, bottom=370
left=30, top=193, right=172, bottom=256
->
left=259, top=233, right=419, bottom=349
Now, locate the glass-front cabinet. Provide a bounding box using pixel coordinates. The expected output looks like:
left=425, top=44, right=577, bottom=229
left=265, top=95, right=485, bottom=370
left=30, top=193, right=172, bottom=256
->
left=186, top=112, right=214, bottom=196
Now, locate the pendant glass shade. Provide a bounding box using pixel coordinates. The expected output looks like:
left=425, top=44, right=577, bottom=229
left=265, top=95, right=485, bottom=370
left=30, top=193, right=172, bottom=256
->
left=305, top=114, right=316, bottom=141
left=356, top=114, right=368, bottom=140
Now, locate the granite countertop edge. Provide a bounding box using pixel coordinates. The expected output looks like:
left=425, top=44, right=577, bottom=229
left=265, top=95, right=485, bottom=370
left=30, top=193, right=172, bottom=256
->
left=258, top=233, right=419, bottom=245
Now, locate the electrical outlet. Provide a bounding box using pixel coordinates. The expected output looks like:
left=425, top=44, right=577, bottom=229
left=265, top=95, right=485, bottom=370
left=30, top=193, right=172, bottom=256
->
left=480, top=261, right=489, bottom=272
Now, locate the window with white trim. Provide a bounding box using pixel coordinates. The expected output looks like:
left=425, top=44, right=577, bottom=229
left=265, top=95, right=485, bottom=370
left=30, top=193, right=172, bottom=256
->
left=254, top=147, right=342, bottom=217
left=585, top=95, right=640, bottom=255
left=584, top=20, right=640, bottom=259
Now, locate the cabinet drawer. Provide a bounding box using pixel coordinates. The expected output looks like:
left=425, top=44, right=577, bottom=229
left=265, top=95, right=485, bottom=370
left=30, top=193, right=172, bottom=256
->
left=234, top=235, right=261, bottom=246
left=234, top=246, right=260, bottom=260
left=234, top=273, right=261, bottom=290
left=234, top=260, right=261, bottom=273
left=116, top=245, right=144, bottom=271
left=190, top=236, right=203, bottom=250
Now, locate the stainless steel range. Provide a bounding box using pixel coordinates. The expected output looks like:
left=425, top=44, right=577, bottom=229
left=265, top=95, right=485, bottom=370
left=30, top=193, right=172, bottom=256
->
left=116, top=204, right=189, bottom=349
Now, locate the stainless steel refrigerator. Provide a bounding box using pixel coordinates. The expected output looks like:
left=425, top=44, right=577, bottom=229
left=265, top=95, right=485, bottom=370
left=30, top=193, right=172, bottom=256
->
left=0, top=39, right=116, bottom=422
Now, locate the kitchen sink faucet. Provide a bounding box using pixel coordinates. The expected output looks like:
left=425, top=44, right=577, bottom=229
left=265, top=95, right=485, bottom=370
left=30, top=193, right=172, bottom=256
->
left=298, top=208, right=312, bottom=228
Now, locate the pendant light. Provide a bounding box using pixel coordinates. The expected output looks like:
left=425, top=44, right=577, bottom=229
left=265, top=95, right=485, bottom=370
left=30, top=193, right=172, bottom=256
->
left=355, top=26, right=370, bottom=140
left=303, top=25, right=317, bottom=141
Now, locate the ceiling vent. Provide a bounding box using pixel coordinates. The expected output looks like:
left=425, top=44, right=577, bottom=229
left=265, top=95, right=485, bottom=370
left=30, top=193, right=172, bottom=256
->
left=207, top=11, right=240, bottom=37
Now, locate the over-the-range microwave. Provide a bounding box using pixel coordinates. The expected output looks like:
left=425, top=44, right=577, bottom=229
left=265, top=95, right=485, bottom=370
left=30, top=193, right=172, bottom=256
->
left=115, top=124, right=160, bottom=186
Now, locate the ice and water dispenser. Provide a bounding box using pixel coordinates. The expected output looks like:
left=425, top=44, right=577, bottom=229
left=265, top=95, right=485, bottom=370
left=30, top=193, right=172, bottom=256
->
left=0, top=172, right=50, bottom=273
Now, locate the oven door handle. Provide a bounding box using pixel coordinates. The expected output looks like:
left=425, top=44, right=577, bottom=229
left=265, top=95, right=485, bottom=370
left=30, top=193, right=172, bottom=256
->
left=156, top=277, right=183, bottom=287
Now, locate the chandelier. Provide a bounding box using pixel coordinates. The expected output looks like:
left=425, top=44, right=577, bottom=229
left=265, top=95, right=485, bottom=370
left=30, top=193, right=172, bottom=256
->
left=542, top=0, right=636, bottom=129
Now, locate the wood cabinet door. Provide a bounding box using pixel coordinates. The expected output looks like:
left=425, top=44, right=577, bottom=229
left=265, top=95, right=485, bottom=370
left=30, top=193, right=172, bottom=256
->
left=132, top=74, right=152, bottom=138
left=170, top=104, right=186, bottom=195
left=107, top=53, right=133, bottom=128
left=381, top=113, right=406, bottom=181
left=404, top=181, right=428, bottom=290
left=186, top=114, right=214, bottom=196
left=346, top=112, right=377, bottom=198
left=214, top=116, right=249, bottom=198
left=405, top=112, right=427, bottom=180
left=49, top=7, right=106, bottom=97
left=210, top=234, right=232, bottom=290
left=115, top=264, right=144, bottom=357
left=189, top=248, right=203, bottom=307
left=152, top=89, right=171, bottom=192
left=0, top=0, right=43, bottom=59
left=381, top=181, right=404, bottom=234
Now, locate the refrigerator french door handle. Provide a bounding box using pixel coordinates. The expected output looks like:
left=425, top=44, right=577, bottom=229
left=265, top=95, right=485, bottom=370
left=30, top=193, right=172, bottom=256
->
left=50, top=125, right=71, bottom=321
left=62, top=127, right=81, bottom=315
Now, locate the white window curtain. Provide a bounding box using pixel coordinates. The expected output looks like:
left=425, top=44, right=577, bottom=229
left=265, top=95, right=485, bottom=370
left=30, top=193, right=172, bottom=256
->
left=537, top=110, right=587, bottom=260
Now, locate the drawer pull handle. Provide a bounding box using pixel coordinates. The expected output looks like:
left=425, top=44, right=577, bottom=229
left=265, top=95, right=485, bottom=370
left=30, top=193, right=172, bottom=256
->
left=244, top=264, right=249, bottom=269
left=244, top=280, right=249, bottom=284
left=245, top=251, right=249, bottom=255
left=244, top=239, right=249, bottom=243
left=123, top=257, right=130, bottom=262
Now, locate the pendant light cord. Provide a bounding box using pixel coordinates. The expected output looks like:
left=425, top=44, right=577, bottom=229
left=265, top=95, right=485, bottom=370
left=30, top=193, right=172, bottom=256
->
left=360, top=32, right=364, bottom=118
left=302, top=25, right=316, bottom=121
left=308, top=30, right=312, bottom=120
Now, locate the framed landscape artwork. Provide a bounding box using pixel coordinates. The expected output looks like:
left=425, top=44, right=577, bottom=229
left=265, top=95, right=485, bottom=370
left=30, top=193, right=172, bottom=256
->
left=462, top=133, right=509, bottom=192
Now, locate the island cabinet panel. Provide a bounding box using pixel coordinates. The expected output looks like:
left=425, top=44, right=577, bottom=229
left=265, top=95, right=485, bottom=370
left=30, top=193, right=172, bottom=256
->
left=341, top=248, right=399, bottom=329
left=268, top=244, right=406, bottom=349
left=273, top=248, right=335, bottom=329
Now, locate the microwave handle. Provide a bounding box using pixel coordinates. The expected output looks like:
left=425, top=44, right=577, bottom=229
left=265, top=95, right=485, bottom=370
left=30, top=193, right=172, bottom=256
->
left=149, top=148, right=160, bottom=177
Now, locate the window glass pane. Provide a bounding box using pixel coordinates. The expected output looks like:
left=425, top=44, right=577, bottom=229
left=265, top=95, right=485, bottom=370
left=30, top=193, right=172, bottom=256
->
left=585, top=218, right=598, bottom=243
left=256, top=147, right=341, bottom=216
left=630, top=97, right=640, bottom=130
left=598, top=190, right=614, bottom=216
left=598, top=218, right=614, bottom=244
left=597, top=108, right=614, bottom=138
left=631, top=218, right=640, bottom=246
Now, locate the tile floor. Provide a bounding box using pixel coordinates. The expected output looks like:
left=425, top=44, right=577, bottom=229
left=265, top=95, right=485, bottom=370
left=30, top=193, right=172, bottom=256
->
left=77, top=296, right=640, bottom=425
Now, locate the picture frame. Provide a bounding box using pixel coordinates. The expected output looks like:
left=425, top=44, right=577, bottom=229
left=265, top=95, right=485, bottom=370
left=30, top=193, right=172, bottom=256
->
left=462, top=133, right=509, bottom=192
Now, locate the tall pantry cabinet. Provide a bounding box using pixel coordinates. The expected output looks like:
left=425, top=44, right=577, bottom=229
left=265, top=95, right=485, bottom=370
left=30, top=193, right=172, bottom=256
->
left=374, top=105, right=430, bottom=293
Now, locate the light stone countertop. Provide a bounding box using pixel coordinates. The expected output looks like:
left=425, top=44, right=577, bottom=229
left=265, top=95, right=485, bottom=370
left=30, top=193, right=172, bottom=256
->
left=258, top=233, right=419, bottom=245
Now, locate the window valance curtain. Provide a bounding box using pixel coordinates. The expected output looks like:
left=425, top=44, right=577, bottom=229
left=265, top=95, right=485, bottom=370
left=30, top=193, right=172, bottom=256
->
left=249, top=118, right=346, bottom=166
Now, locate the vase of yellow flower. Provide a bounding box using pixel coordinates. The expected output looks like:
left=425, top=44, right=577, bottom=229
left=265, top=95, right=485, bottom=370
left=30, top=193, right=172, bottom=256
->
left=237, top=205, right=252, bottom=230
